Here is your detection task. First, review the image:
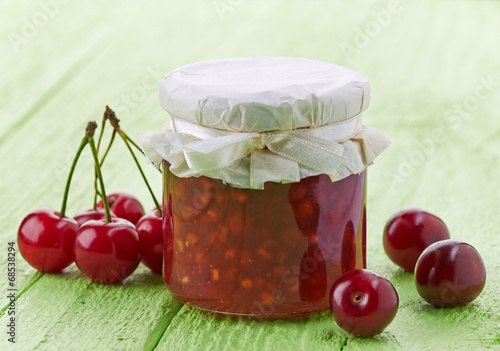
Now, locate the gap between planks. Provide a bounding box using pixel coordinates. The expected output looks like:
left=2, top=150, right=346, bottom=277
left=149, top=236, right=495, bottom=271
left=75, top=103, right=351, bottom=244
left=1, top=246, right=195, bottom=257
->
left=149, top=303, right=185, bottom=351
left=0, top=272, right=43, bottom=317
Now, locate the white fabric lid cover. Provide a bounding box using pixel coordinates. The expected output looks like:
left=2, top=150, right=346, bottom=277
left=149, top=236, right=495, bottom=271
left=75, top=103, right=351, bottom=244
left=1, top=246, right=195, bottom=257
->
left=160, top=57, right=370, bottom=133
left=139, top=57, right=390, bottom=189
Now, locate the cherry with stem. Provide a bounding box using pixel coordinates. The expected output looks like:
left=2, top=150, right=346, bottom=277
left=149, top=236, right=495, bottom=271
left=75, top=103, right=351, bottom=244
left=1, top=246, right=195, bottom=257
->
left=18, top=122, right=96, bottom=272
left=74, top=124, right=141, bottom=284
left=103, top=106, right=164, bottom=272
left=92, top=106, right=163, bottom=273
left=74, top=117, right=117, bottom=226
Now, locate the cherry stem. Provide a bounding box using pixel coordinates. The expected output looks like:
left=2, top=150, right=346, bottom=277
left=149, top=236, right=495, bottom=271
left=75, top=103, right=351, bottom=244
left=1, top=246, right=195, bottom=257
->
left=100, top=130, right=116, bottom=167
left=125, top=131, right=160, bottom=174
left=124, top=132, right=142, bottom=154
left=96, top=113, right=107, bottom=154
left=120, top=130, right=162, bottom=216
left=92, top=129, right=116, bottom=209
left=88, top=134, right=112, bottom=223
left=92, top=111, right=110, bottom=209
left=106, top=106, right=162, bottom=216
left=60, top=133, right=90, bottom=218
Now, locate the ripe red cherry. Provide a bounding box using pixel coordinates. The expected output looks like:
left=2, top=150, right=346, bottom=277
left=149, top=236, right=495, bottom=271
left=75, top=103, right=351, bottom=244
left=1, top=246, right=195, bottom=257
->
left=415, top=240, right=486, bottom=307
left=383, top=208, right=450, bottom=271
left=329, top=269, right=399, bottom=338
left=73, top=218, right=141, bottom=284
left=136, top=210, right=163, bottom=273
left=18, top=208, right=78, bottom=272
left=97, top=192, right=144, bottom=225
left=74, top=208, right=117, bottom=226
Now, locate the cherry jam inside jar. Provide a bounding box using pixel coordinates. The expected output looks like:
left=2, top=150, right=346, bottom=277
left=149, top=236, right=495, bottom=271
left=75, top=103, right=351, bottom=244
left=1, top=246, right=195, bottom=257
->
left=162, top=160, right=366, bottom=317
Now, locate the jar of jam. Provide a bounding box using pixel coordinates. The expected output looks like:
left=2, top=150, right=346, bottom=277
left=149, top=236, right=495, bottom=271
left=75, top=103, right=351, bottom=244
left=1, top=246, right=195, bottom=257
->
left=139, top=57, right=390, bottom=317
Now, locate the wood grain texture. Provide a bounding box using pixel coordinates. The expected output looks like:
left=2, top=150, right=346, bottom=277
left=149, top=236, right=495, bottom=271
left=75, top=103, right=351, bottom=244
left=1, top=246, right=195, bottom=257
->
left=1, top=0, right=499, bottom=350
left=156, top=307, right=349, bottom=351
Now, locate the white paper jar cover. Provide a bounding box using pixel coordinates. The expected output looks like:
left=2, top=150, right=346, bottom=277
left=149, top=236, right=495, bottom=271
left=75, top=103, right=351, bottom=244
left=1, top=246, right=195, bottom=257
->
left=139, top=57, right=390, bottom=189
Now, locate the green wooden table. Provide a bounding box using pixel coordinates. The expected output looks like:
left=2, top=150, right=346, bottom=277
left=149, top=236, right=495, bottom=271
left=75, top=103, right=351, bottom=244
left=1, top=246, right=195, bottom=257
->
left=1, top=1, right=499, bottom=350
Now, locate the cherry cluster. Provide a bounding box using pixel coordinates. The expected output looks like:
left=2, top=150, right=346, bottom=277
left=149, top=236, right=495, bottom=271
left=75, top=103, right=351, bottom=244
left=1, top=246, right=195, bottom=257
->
left=17, top=108, right=163, bottom=285
left=384, top=208, right=486, bottom=308
left=329, top=208, right=486, bottom=338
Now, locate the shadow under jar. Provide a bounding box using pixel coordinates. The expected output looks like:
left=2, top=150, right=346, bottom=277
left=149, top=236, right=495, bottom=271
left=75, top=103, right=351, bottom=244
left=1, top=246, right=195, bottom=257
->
left=162, top=160, right=367, bottom=317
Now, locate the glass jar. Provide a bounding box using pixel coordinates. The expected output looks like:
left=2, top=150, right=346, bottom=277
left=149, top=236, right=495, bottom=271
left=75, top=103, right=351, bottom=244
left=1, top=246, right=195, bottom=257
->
left=163, top=160, right=366, bottom=317
left=139, top=57, right=389, bottom=318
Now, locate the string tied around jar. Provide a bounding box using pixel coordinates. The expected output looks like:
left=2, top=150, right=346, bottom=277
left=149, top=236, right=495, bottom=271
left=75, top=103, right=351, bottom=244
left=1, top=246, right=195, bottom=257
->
left=139, top=112, right=390, bottom=189
left=172, top=115, right=363, bottom=175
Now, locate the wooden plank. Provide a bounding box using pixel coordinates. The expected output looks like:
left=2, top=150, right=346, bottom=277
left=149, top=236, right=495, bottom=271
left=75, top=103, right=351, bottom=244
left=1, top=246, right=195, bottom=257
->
left=0, top=265, right=182, bottom=350
left=157, top=307, right=349, bottom=351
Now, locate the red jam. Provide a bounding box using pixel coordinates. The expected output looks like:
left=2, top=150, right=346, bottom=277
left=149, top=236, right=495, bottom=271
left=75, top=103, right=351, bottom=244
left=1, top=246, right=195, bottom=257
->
left=162, top=160, right=366, bottom=317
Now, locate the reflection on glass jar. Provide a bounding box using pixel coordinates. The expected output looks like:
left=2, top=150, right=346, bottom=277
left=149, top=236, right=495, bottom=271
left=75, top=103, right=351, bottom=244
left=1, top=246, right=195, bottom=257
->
left=162, top=160, right=366, bottom=317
